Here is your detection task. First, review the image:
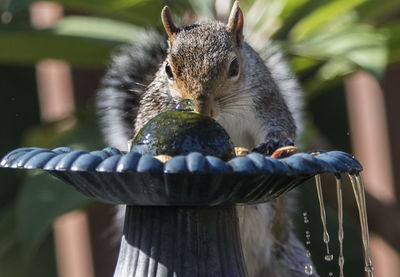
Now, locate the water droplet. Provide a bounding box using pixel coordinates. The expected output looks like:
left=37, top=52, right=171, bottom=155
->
left=323, top=232, right=330, bottom=244
left=325, top=254, right=334, bottom=261
left=174, top=99, right=195, bottom=111
left=304, top=218, right=309, bottom=224
left=364, top=265, right=374, bottom=272
left=329, top=272, right=333, bottom=276
left=306, top=250, right=311, bottom=257
left=306, top=230, right=310, bottom=235
left=303, top=212, right=308, bottom=217
left=315, top=175, right=332, bottom=261
left=306, top=241, right=311, bottom=245
left=336, top=177, right=345, bottom=277
left=349, top=174, right=374, bottom=276
left=304, top=264, right=313, bottom=275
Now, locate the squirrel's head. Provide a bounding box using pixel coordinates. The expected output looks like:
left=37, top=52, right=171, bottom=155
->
left=161, top=1, right=244, bottom=119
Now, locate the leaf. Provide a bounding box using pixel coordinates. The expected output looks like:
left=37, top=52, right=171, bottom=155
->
left=289, top=24, right=388, bottom=78
left=187, top=0, right=215, bottom=18
left=242, top=0, right=287, bottom=42
left=289, top=0, right=367, bottom=40
left=16, top=170, right=92, bottom=255
left=5, top=0, right=193, bottom=26
left=0, top=229, right=57, bottom=277
left=55, top=0, right=165, bottom=26
left=272, top=0, right=321, bottom=40
left=356, top=0, right=400, bottom=22
left=303, top=59, right=354, bottom=97
left=54, top=16, right=141, bottom=43
left=380, top=21, right=400, bottom=63
left=279, top=0, right=310, bottom=22
left=0, top=205, right=18, bottom=257
left=289, top=55, right=321, bottom=74
left=0, top=24, right=121, bottom=67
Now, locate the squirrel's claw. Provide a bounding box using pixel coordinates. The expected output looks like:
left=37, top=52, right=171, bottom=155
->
left=252, top=138, right=294, bottom=156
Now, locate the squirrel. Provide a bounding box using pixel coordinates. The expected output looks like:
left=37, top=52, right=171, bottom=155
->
left=97, top=1, right=318, bottom=276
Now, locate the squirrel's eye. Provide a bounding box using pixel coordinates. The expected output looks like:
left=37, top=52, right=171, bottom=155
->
left=165, top=62, right=174, bottom=80
left=228, top=57, right=239, bottom=78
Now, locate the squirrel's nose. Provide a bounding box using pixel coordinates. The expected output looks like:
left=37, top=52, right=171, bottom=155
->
left=209, top=108, right=217, bottom=119
left=195, top=101, right=217, bottom=119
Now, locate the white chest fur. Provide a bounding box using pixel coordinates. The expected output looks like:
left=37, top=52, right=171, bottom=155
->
left=216, top=98, right=279, bottom=275
left=216, top=98, right=264, bottom=150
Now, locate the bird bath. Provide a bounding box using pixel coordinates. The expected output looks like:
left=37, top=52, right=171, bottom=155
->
left=0, top=146, right=373, bottom=276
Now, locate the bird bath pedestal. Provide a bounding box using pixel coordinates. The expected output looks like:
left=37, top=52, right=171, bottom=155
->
left=0, top=147, right=362, bottom=277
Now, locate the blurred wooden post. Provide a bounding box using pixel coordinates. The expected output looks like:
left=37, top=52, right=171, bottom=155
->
left=35, top=59, right=75, bottom=122
left=53, top=211, right=95, bottom=277
left=345, top=71, right=400, bottom=276
left=30, top=2, right=94, bottom=277
left=30, top=2, right=75, bottom=122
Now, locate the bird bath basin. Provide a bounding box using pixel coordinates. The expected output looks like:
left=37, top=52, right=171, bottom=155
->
left=0, top=146, right=364, bottom=276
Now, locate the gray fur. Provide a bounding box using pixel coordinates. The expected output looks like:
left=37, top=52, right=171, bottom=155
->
left=96, top=11, right=317, bottom=277
left=258, top=43, right=304, bottom=138
left=97, top=31, right=168, bottom=150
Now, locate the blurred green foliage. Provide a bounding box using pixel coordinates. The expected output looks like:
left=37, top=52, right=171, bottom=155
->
left=0, top=0, right=399, bottom=276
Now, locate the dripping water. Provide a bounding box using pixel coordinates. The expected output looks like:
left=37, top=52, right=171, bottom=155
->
left=303, top=212, right=313, bottom=275
left=304, top=264, right=313, bottom=276
left=127, top=139, right=133, bottom=152
left=335, top=175, right=344, bottom=277
left=315, top=175, right=333, bottom=262
left=303, top=214, right=311, bottom=247
left=348, top=174, right=374, bottom=276
left=305, top=229, right=311, bottom=246
left=303, top=212, right=309, bottom=223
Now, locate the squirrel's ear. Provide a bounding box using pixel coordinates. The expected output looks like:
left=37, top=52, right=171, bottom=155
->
left=161, top=6, right=179, bottom=43
left=227, top=1, right=243, bottom=47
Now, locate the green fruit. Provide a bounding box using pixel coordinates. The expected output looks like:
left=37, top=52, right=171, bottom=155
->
left=131, top=100, right=235, bottom=161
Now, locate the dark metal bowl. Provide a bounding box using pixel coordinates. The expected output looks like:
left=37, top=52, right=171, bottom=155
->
left=0, top=147, right=362, bottom=206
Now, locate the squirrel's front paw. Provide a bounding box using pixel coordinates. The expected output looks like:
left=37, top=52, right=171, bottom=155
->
left=252, top=138, right=294, bottom=156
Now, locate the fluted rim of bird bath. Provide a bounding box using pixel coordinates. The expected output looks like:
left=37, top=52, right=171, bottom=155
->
left=0, top=147, right=362, bottom=206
